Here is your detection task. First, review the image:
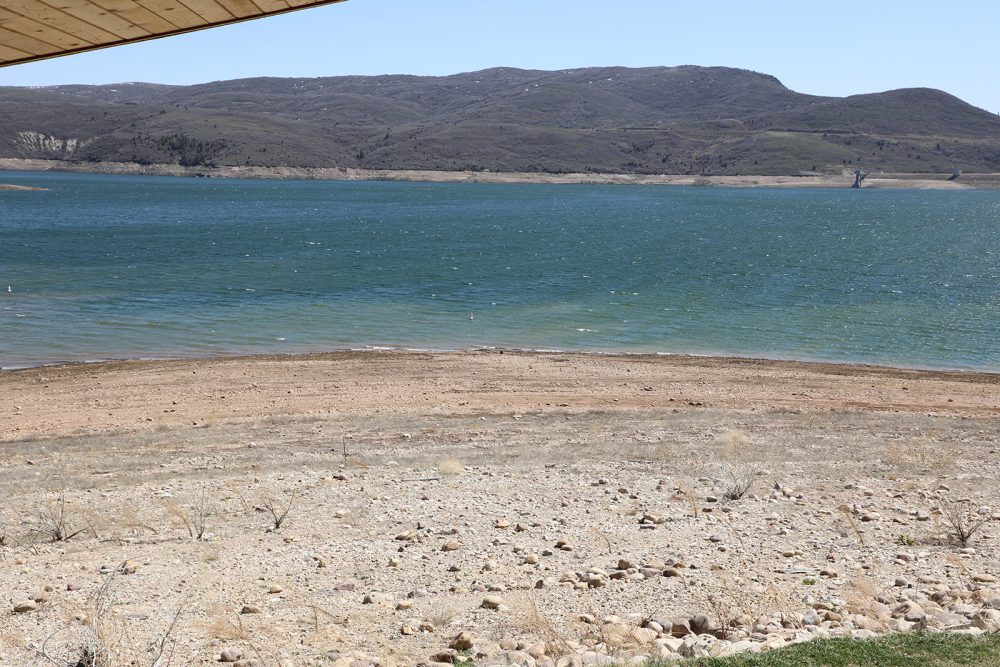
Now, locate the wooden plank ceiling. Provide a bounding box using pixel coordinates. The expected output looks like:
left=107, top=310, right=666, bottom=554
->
left=0, top=0, right=347, bottom=67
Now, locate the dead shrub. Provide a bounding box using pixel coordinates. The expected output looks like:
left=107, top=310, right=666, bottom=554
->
left=941, top=499, right=989, bottom=547
left=165, top=487, right=215, bottom=540
left=31, top=493, right=90, bottom=543
left=718, top=430, right=760, bottom=502
left=36, top=566, right=183, bottom=667
left=259, top=491, right=296, bottom=530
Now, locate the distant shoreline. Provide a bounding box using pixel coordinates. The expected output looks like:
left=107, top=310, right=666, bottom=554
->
left=2, top=158, right=997, bottom=189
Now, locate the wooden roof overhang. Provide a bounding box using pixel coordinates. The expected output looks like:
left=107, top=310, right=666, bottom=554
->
left=0, top=0, right=347, bottom=67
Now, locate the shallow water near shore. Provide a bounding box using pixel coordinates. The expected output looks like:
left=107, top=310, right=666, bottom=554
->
left=2, top=169, right=999, bottom=370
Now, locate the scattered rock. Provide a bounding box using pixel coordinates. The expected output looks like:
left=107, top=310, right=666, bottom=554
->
left=690, top=613, right=712, bottom=634
left=481, top=595, right=504, bottom=610
left=220, top=647, right=243, bottom=662
left=432, top=649, right=458, bottom=663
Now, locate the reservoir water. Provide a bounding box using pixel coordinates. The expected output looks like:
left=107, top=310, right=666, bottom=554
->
left=2, top=170, right=999, bottom=370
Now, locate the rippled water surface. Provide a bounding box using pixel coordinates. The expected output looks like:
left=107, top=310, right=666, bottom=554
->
left=2, top=170, right=999, bottom=369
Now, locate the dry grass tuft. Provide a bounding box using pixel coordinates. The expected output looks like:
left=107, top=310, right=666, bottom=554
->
left=837, top=504, right=868, bottom=548
left=35, top=566, right=183, bottom=667
left=698, top=560, right=794, bottom=640
left=208, top=611, right=251, bottom=642
left=844, top=574, right=890, bottom=631
left=205, top=608, right=272, bottom=665
left=516, top=593, right=572, bottom=658
left=429, top=606, right=458, bottom=630
left=164, top=487, right=215, bottom=540
left=718, top=430, right=760, bottom=501
left=588, top=527, right=613, bottom=555
left=671, top=483, right=701, bottom=519
left=0, top=509, right=11, bottom=548
left=438, top=458, right=465, bottom=476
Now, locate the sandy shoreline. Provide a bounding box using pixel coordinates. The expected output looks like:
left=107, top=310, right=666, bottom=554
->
left=3, top=349, right=999, bottom=441
left=3, top=157, right=998, bottom=189
left=4, top=346, right=997, bottom=377
left=1, top=350, right=997, bottom=665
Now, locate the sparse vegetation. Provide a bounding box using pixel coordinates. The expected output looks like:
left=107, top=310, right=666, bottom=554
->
left=438, top=458, right=465, bottom=476
left=718, top=430, right=760, bottom=502
left=259, top=491, right=295, bottom=530
left=30, top=493, right=90, bottom=542
left=37, top=567, right=184, bottom=667
left=2, top=353, right=997, bottom=666
left=0, top=509, right=10, bottom=548
left=941, top=499, right=990, bottom=547
left=165, top=487, right=215, bottom=540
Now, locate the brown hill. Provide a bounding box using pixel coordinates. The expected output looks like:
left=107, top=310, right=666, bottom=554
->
left=1, top=66, right=997, bottom=175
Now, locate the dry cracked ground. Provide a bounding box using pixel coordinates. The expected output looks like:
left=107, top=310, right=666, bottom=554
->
left=0, top=351, right=998, bottom=666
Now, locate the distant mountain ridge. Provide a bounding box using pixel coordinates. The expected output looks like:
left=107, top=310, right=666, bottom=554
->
left=1, top=66, right=998, bottom=175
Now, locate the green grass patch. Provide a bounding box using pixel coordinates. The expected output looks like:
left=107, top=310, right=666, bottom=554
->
left=645, top=633, right=1000, bottom=666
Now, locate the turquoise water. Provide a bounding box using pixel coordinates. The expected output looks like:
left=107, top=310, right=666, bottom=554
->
left=1, top=170, right=999, bottom=370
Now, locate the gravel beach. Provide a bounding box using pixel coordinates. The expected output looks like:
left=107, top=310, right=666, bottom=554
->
left=1, top=350, right=997, bottom=666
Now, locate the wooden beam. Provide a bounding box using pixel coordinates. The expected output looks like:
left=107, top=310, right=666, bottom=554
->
left=178, top=0, right=235, bottom=24
left=0, top=15, right=93, bottom=50
left=2, top=0, right=123, bottom=45
left=133, top=0, right=206, bottom=30
left=0, top=0, right=347, bottom=67
left=49, top=0, right=155, bottom=38
left=0, top=43, right=33, bottom=61
left=249, top=0, right=289, bottom=12
left=212, top=0, right=259, bottom=18
left=0, top=25, right=58, bottom=54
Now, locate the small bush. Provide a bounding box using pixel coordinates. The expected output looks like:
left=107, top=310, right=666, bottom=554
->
left=165, top=487, right=215, bottom=540
left=718, top=430, right=760, bottom=502
left=38, top=567, right=183, bottom=667
left=31, top=493, right=90, bottom=542
left=941, top=500, right=989, bottom=547
left=259, top=491, right=295, bottom=531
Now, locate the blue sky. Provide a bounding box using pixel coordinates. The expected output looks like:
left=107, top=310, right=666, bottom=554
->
left=1, top=0, right=997, bottom=112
